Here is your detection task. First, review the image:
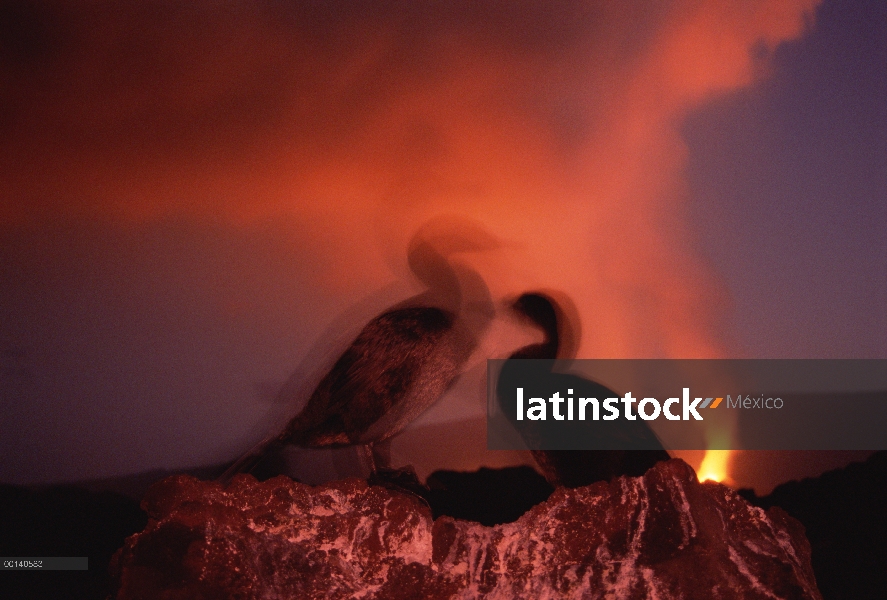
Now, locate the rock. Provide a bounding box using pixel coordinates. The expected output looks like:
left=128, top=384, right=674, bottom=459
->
left=740, top=451, right=887, bottom=600
left=112, top=459, right=822, bottom=599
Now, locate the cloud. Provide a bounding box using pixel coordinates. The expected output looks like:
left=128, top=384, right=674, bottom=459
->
left=1, top=0, right=818, bottom=358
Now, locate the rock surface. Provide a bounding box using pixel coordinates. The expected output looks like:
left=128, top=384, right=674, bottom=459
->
left=112, top=459, right=822, bottom=599
left=740, top=451, right=887, bottom=600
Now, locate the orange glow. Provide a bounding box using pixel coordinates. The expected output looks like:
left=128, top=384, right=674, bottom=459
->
left=699, top=449, right=732, bottom=484
left=0, top=0, right=820, bottom=358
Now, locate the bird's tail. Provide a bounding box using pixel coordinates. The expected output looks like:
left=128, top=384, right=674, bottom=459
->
left=217, top=433, right=287, bottom=485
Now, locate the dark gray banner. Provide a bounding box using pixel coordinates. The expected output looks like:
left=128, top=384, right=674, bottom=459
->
left=487, top=359, right=887, bottom=450
left=1, top=557, right=88, bottom=570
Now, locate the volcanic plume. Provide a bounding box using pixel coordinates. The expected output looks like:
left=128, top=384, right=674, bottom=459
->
left=0, top=0, right=819, bottom=483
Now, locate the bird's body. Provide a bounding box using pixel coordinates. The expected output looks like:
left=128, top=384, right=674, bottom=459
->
left=220, top=219, right=496, bottom=483
left=282, top=306, right=470, bottom=447
left=498, top=292, right=669, bottom=488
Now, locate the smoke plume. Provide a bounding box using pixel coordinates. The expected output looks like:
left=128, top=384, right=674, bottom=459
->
left=0, top=0, right=819, bottom=481
left=2, top=0, right=819, bottom=352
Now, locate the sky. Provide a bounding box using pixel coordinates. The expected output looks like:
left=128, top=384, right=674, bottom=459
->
left=0, top=0, right=884, bottom=493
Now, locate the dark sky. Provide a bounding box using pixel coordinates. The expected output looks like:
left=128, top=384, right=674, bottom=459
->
left=0, top=0, right=883, bottom=492
left=685, top=0, right=886, bottom=359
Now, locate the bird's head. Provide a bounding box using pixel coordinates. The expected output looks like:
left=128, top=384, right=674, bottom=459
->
left=405, top=215, right=499, bottom=314
left=508, top=291, right=581, bottom=360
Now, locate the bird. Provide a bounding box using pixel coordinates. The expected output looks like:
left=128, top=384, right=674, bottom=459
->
left=496, top=292, right=670, bottom=488
left=220, top=218, right=496, bottom=483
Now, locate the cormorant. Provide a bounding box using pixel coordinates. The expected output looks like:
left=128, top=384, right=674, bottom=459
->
left=220, top=220, right=495, bottom=483
left=497, top=292, right=670, bottom=487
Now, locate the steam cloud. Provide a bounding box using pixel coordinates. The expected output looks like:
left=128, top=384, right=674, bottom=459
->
left=0, top=0, right=820, bottom=479
left=2, top=0, right=818, bottom=350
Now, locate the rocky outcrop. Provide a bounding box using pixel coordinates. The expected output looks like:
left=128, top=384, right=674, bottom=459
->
left=112, top=459, right=822, bottom=599
left=740, top=451, right=887, bottom=600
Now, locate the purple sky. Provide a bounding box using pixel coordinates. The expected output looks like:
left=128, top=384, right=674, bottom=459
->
left=685, top=0, right=886, bottom=359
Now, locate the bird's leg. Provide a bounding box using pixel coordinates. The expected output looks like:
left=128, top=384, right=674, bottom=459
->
left=371, top=438, right=393, bottom=471
left=364, top=440, right=429, bottom=505
left=358, top=439, right=392, bottom=476
left=360, top=443, right=377, bottom=476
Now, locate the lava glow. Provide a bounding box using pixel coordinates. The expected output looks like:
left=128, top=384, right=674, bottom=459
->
left=699, top=449, right=732, bottom=483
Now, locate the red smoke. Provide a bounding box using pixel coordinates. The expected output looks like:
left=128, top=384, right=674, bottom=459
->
left=1, top=1, right=817, bottom=357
